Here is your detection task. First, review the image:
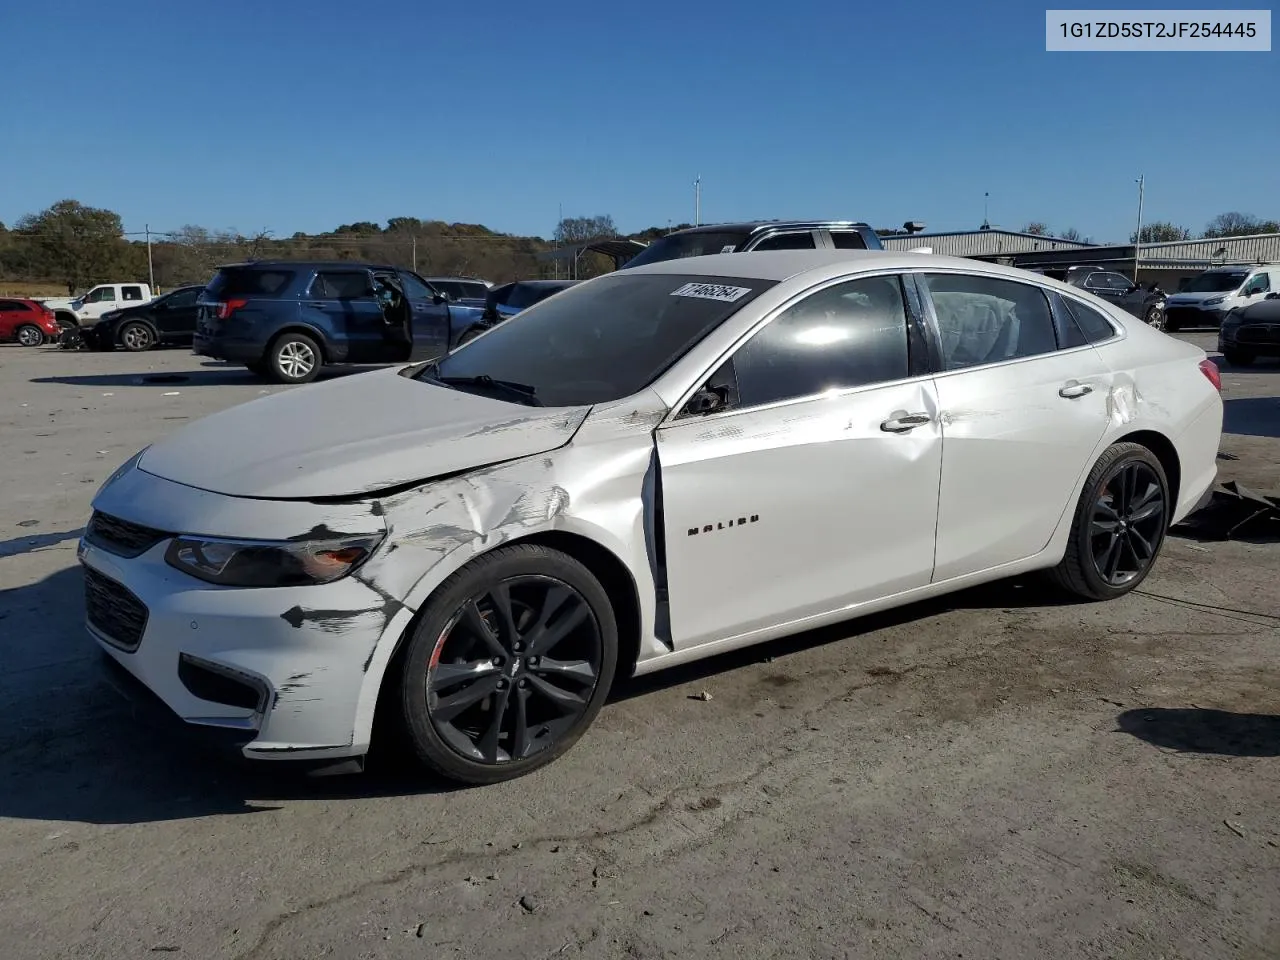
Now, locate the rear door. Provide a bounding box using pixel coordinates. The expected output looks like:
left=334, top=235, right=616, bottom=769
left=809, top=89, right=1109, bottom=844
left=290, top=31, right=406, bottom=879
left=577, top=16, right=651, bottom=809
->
left=398, top=271, right=450, bottom=359
left=919, top=271, right=1113, bottom=581
left=657, top=272, right=942, bottom=649
left=302, top=270, right=384, bottom=362
left=0, top=300, right=26, bottom=337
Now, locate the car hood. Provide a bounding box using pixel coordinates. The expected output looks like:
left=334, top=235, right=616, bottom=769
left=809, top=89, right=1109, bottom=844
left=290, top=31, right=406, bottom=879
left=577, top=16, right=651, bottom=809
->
left=1167, top=290, right=1236, bottom=305
left=138, top=367, right=591, bottom=499
left=41, top=297, right=77, bottom=310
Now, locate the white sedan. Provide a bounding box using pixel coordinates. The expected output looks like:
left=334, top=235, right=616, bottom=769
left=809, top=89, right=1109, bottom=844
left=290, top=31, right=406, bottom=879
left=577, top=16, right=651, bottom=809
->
left=80, top=251, right=1223, bottom=784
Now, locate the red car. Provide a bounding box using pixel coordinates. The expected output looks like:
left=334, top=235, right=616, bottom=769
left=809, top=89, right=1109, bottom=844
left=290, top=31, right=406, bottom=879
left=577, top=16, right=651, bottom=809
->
left=0, top=298, right=61, bottom=346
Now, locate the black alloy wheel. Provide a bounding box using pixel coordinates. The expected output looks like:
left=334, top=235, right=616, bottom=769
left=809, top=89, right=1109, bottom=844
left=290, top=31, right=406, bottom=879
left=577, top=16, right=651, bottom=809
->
left=1049, top=442, right=1169, bottom=600
left=399, top=544, right=617, bottom=784
left=1144, top=304, right=1166, bottom=331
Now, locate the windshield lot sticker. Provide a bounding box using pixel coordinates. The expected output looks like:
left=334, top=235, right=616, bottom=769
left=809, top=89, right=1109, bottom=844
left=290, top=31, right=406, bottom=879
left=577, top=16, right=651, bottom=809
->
left=670, top=282, right=752, bottom=303
left=720, top=245, right=736, bottom=253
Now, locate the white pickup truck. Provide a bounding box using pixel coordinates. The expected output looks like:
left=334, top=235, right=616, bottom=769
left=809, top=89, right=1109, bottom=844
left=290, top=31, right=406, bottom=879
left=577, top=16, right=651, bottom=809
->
left=41, top=282, right=154, bottom=330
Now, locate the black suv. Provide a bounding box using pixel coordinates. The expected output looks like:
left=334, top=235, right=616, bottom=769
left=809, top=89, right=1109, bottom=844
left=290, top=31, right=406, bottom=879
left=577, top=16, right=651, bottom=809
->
left=622, top=220, right=884, bottom=268
left=194, top=261, right=486, bottom=384
left=83, top=284, right=205, bottom=352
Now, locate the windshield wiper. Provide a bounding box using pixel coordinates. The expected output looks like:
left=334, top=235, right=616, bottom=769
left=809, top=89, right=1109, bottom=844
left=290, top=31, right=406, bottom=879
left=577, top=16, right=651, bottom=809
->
left=432, top=374, right=542, bottom=406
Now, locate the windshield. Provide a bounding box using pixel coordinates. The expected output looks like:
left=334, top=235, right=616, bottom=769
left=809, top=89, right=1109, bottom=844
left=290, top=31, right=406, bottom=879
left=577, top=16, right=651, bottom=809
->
left=1183, top=271, right=1247, bottom=293
left=423, top=273, right=776, bottom=406
left=204, top=268, right=295, bottom=299
left=623, top=232, right=745, bottom=268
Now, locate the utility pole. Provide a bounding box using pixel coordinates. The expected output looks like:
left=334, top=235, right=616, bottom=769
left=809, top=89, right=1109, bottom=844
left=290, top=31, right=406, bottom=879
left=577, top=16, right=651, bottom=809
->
left=694, top=175, right=701, bottom=226
left=1133, top=174, right=1145, bottom=282
left=412, top=235, right=417, bottom=272
left=145, top=224, right=156, bottom=292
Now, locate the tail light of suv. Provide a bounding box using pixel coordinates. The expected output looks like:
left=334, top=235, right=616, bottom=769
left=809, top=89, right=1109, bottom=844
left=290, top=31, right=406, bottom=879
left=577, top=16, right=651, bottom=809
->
left=214, top=298, right=248, bottom=320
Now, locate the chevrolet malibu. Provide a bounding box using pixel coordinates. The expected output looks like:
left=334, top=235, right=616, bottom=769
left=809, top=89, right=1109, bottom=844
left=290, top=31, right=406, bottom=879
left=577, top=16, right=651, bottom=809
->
left=80, top=251, right=1224, bottom=784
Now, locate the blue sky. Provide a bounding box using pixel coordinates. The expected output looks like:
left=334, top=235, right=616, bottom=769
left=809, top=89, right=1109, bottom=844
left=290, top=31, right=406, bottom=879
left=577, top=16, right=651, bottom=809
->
left=3, top=0, right=1276, bottom=242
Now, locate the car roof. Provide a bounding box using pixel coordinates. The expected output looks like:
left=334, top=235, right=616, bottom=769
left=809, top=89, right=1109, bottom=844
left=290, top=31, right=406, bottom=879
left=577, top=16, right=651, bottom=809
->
left=671, top=220, right=871, bottom=236
left=215, top=260, right=400, bottom=271
left=617, top=249, right=1012, bottom=282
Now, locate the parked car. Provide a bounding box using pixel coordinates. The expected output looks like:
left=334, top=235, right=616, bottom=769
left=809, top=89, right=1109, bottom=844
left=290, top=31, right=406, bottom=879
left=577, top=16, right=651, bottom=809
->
left=460, top=280, right=580, bottom=343
left=1217, top=291, right=1280, bottom=365
left=41, top=282, right=155, bottom=331
left=193, top=261, right=475, bottom=383
left=421, top=277, right=491, bottom=304
left=1063, top=268, right=1166, bottom=328
left=1162, top=264, right=1280, bottom=331
left=0, top=298, right=61, bottom=346
left=621, top=220, right=885, bottom=269
left=81, top=250, right=1223, bottom=784
left=81, top=284, right=206, bottom=352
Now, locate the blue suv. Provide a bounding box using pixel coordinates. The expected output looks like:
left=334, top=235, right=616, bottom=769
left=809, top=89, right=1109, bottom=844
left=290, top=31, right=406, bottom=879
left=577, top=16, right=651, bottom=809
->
left=193, top=261, right=489, bottom=384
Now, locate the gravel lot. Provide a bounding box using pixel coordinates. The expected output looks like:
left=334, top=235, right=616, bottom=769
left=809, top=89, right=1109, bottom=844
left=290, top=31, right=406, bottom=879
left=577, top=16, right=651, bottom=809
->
left=2, top=339, right=1277, bottom=960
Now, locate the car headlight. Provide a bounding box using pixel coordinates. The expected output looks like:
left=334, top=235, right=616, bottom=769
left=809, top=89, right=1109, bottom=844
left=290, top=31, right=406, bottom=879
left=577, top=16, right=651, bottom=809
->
left=165, top=533, right=384, bottom=587
left=1203, top=297, right=1226, bottom=307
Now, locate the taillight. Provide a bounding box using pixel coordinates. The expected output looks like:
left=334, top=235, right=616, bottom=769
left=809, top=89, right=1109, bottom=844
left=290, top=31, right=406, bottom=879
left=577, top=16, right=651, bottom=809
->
left=215, top=298, right=248, bottom=319
left=1198, top=358, right=1222, bottom=392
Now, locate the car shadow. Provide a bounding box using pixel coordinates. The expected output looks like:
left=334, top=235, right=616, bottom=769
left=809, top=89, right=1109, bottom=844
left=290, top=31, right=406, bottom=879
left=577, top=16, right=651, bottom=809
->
left=0, top=527, right=84, bottom=559
left=29, top=366, right=373, bottom=388
left=1222, top=397, right=1280, bottom=439
left=0, top=568, right=1075, bottom=826
left=1116, top=707, right=1280, bottom=757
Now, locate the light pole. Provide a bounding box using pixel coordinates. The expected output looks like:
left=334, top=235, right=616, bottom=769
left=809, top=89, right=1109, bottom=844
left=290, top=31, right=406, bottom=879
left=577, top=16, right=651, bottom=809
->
left=694, top=175, right=701, bottom=226
left=145, top=224, right=155, bottom=292
left=1133, top=174, right=1145, bottom=283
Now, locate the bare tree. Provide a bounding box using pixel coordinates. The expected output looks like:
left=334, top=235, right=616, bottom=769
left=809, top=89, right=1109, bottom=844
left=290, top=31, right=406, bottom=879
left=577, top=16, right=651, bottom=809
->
left=1131, top=222, right=1191, bottom=243
left=1060, top=227, right=1083, bottom=242
left=1022, top=222, right=1049, bottom=236
left=554, top=215, right=617, bottom=245
left=1203, top=212, right=1280, bottom=238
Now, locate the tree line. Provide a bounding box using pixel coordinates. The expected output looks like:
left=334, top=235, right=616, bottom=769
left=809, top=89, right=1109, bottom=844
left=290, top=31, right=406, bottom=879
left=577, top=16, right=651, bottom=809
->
left=3, top=199, right=1277, bottom=296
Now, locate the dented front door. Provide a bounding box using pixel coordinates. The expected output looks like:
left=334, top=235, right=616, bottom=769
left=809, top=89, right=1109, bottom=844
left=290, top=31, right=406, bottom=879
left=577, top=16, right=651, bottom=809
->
left=656, top=381, right=943, bottom=650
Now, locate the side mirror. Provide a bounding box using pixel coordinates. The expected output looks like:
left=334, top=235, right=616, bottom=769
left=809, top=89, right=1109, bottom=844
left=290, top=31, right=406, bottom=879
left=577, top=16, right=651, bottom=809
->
left=432, top=293, right=449, bottom=305
left=1265, top=291, right=1280, bottom=300
left=685, top=385, right=728, bottom=416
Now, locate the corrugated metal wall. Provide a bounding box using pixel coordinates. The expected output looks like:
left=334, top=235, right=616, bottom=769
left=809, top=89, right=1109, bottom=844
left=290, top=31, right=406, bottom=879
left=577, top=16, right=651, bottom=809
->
left=880, top=231, right=1091, bottom=257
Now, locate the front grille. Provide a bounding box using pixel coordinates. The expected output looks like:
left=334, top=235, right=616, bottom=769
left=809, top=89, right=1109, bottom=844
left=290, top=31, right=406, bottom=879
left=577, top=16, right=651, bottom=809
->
left=1238, top=325, right=1280, bottom=345
left=84, top=566, right=149, bottom=651
left=1166, top=307, right=1209, bottom=328
left=86, top=511, right=170, bottom=558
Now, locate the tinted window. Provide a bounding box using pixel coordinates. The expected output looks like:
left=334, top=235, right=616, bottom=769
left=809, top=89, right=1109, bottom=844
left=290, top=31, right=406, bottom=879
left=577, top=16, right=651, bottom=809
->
left=507, top=283, right=573, bottom=310
left=122, top=285, right=145, bottom=301
left=924, top=273, right=1058, bottom=370
left=1243, top=273, right=1270, bottom=295
left=399, top=273, right=435, bottom=300
left=425, top=274, right=775, bottom=406
left=312, top=271, right=371, bottom=299
left=1183, top=271, right=1247, bottom=293
left=751, top=232, right=816, bottom=251
left=1062, top=298, right=1118, bottom=343
left=0, top=300, right=29, bottom=311
left=731, top=275, right=910, bottom=407
left=459, top=282, right=488, bottom=300
left=830, top=231, right=868, bottom=250
left=165, top=288, right=200, bottom=308
left=624, top=232, right=744, bottom=267
left=1047, top=293, right=1088, bottom=349
left=206, top=268, right=295, bottom=298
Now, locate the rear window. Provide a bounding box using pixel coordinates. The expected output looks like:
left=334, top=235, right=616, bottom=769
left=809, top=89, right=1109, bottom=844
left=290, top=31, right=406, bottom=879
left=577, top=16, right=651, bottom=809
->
left=507, top=284, right=573, bottom=310
left=205, top=268, right=296, bottom=298
left=624, top=231, right=745, bottom=267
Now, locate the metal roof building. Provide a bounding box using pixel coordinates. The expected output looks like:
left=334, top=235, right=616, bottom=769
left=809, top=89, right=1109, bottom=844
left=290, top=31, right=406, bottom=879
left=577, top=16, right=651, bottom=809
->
left=879, top=229, right=1092, bottom=257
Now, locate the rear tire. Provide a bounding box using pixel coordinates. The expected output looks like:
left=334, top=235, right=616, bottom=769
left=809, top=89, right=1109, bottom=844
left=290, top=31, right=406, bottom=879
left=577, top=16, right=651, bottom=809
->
left=118, top=321, right=155, bottom=352
left=1221, top=348, right=1255, bottom=367
left=266, top=333, right=322, bottom=384
left=399, top=544, right=618, bottom=784
left=1048, top=442, right=1170, bottom=602
left=1144, top=305, right=1166, bottom=331
left=15, top=324, right=45, bottom=347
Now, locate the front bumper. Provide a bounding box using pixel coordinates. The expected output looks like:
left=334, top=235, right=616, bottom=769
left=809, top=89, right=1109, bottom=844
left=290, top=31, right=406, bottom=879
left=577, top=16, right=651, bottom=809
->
left=80, top=467, right=405, bottom=762
left=1166, top=305, right=1229, bottom=329
left=1219, top=323, right=1280, bottom=356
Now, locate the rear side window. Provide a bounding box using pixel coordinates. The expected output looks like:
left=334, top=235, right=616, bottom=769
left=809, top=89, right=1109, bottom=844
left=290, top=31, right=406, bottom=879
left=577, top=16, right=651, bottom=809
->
left=0, top=300, right=29, bottom=311
left=923, top=273, right=1058, bottom=370
left=166, top=288, right=200, bottom=308
left=207, top=269, right=295, bottom=298
left=459, top=282, right=488, bottom=299
left=1062, top=298, right=1118, bottom=343
left=751, top=232, right=816, bottom=251
left=311, top=272, right=372, bottom=299
left=830, top=231, right=868, bottom=250
left=122, top=285, right=145, bottom=301
left=624, top=232, right=745, bottom=267
left=730, top=274, right=911, bottom=407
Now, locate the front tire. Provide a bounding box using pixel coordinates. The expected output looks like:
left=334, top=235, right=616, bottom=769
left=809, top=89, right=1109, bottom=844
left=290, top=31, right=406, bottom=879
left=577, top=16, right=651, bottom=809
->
left=1144, top=304, right=1166, bottom=331
left=1049, top=442, right=1169, bottom=601
left=15, top=324, right=45, bottom=347
left=118, top=321, right=155, bottom=352
left=399, top=544, right=618, bottom=784
left=266, top=333, right=322, bottom=384
left=1221, top=347, right=1255, bottom=367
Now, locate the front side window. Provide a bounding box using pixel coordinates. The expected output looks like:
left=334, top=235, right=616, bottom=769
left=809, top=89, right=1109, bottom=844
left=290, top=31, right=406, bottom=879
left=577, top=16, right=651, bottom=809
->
left=399, top=272, right=435, bottom=300
left=122, top=285, right=144, bottom=301
left=829, top=231, right=868, bottom=250
left=423, top=273, right=776, bottom=406
left=84, top=287, right=115, bottom=303
left=923, top=273, right=1058, bottom=370
left=166, top=288, right=200, bottom=308
left=312, top=271, right=372, bottom=299
left=726, top=275, right=911, bottom=408
left=1242, top=273, right=1270, bottom=295
left=750, top=231, right=817, bottom=252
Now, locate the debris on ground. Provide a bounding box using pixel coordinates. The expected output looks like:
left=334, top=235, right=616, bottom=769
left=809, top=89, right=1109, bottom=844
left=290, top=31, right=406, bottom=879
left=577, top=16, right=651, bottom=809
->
left=1173, top=482, right=1280, bottom=541
left=518, top=895, right=538, bottom=914
left=690, top=690, right=714, bottom=702
left=1225, top=819, right=1247, bottom=838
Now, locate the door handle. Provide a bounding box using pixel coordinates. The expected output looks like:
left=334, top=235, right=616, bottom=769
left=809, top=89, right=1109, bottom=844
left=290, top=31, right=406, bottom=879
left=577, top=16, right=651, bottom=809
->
left=880, top=413, right=931, bottom=433
left=1059, top=381, right=1094, bottom=399
left=304, top=301, right=327, bottom=308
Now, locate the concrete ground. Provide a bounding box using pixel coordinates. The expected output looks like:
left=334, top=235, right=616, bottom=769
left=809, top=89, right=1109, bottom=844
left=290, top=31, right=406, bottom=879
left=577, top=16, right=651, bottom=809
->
left=1, top=337, right=1277, bottom=960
